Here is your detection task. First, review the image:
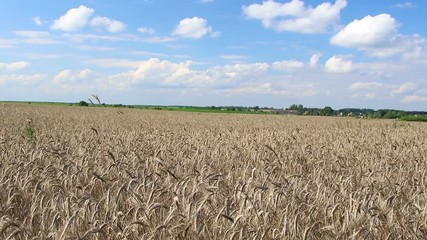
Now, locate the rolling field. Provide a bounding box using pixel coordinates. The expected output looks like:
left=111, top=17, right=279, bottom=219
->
left=1, top=103, right=426, bottom=239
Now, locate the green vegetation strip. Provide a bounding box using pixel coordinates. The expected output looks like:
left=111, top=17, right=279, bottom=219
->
left=2, top=101, right=426, bottom=120
left=399, top=115, right=427, bottom=122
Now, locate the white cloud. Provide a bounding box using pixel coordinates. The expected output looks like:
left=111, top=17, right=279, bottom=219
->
left=172, top=17, right=217, bottom=39
left=325, top=56, right=352, bottom=73
left=14, top=31, right=58, bottom=45
left=54, top=70, right=72, bottom=83
left=7, top=62, right=31, bottom=71
left=391, top=82, right=416, bottom=95
left=97, top=59, right=192, bottom=89
left=331, top=14, right=427, bottom=58
left=0, top=61, right=31, bottom=71
left=349, top=81, right=421, bottom=102
left=51, top=5, right=128, bottom=33
left=402, top=95, right=427, bottom=103
left=200, top=63, right=269, bottom=84
left=96, top=58, right=272, bottom=89
left=90, top=16, right=127, bottom=33
left=77, top=69, right=93, bottom=79
left=210, top=31, right=221, bottom=38
left=16, top=74, right=46, bottom=85
left=200, top=0, right=214, bottom=3
left=271, top=60, right=304, bottom=71
left=15, top=31, right=49, bottom=38
left=223, top=83, right=275, bottom=95
left=395, top=2, right=415, bottom=9
left=221, top=82, right=317, bottom=97
left=309, top=53, right=322, bottom=67
left=132, top=58, right=192, bottom=84
left=331, top=14, right=398, bottom=48
left=33, top=16, right=46, bottom=26
left=349, top=82, right=383, bottom=90
left=243, top=0, right=347, bottom=34
left=354, top=61, right=403, bottom=78
left=4, top=51, right=416, bottom=109
left=54, top=69, right=93, bottom=84
left=0, top=74, right=46, bottom=85
left=137, top=27, right=155, bottom=34
left=51, top=5, right=94, bottom=32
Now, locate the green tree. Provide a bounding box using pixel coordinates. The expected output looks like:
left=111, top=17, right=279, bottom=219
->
left=77, top=100, right=89, bottom=106
left=289, top=104, right=305, bottom=114
left=322, top=106, right=334, bottom=116
left=289, top=104, right=303, bottom=111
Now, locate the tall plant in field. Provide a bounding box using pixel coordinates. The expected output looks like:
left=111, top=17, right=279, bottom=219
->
left=24, top=118, right=35, bottom=141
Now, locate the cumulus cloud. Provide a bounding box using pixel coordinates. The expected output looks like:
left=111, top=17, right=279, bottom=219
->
left=331, top=14, right=427, bottom=58
left=98, top=59, right=191, bottom=90
left=51, top=5, right=126, bottom=33
left=54, top=69, right=93, bottom=84
left=78, top=69, right=93, bottom=78
left=203, top=63, right=269, bottom=83
left=0, top=61, right=31, bottom=71
left=51, top=5, right=94, bottom=32
left=85, top=56, right=425, bottom=109
left=271, top=60, right=304, bottom=71
left=53, top=70, right=72, bottom=83
left=325, top=56, right=352, bottom=73
left=131, top=58, right=192, bottom=84
left=172, top=17, right=217, bottom=39
left=90, top=16, right=127, bottom=33
left=331, top=14, right=398, bottom=48
left=243, top=0, right=347, bottom=34
left=96, top=58, right=272, bottom=90
left=130, top=60, right=268, bottom=86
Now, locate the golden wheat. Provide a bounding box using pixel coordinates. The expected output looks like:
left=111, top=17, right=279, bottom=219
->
left=0, top=103, right=426, bottom=239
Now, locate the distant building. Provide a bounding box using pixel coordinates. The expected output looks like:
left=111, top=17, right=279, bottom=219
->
left=272, top=109, right=299, bottom=115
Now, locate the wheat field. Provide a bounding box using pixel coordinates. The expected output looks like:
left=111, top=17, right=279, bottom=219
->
left=1, top=103, right=426, bottom=239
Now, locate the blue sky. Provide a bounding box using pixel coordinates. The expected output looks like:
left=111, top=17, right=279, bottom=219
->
left=1, top=0, right=426, bottom=110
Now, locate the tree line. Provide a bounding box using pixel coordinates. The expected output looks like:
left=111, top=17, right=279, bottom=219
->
left=286, top=104, right=427, bottom=121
